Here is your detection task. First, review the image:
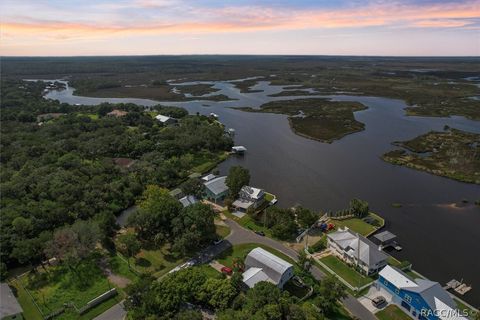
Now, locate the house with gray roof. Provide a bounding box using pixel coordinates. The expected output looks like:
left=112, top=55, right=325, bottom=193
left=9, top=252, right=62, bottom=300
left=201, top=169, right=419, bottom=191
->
left=203, top=176, right=229, bottom=203
left=378, top=265, right=468, bottom=320
left=242, top=247, right=294, bottom=289
left=0, top=283, right=23, bottom=320
left=179, top=195, right=198, bottom=208
left=327, top=227, right=388, bottom=275
left=232, top=185, right=265, bottom=213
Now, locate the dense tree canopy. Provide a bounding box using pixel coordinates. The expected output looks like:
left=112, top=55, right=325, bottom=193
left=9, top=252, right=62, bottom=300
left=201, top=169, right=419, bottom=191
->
left=0, top=80, right=232, bottom=267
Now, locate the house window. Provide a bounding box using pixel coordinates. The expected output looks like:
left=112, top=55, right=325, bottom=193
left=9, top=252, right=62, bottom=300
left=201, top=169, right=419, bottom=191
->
left=395, top=288, right=400, bottom=295
left=404, top=294, right=412, bottom=303
left=384, top=279, right=388, bottom=286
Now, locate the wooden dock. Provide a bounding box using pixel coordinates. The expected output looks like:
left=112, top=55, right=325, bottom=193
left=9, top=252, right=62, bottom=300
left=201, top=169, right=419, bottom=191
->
left=444, top=279, right=472, bottom=295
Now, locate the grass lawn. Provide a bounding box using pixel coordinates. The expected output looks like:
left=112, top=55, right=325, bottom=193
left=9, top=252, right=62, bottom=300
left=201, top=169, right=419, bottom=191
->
left=132, top=246, right=184, bottom=278
left=9, top=280, right=43, bottom=320
left=264, top=192, right=275, bottom=202
left=108, top=254, right=140, bottom=282
left=331, top=212, right=383, bottom=236
left=224, top=210, right=273, bottom=238
left=454, top=298, right=478, bottom=318
left=217, top=243, right=295, bottom=269
left=319, top=255, right=373, bottom=288
left=16, top=257, right=115, bottom=320
left=215, top=224, right=231, bottom=238
left=77, top=113, right=99, bottom=120
left=376, top=305, right=411, bottom=320
left=194, top=265, right=225, bottom=279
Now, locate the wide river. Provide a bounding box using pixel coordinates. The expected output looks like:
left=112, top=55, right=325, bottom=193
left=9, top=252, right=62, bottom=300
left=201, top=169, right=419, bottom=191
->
left=43, top=79, right=480, bottom=306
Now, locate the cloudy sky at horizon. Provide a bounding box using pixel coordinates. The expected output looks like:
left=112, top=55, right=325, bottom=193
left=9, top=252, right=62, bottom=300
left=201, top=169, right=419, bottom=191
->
left=1, top=0, right=479, bottom=56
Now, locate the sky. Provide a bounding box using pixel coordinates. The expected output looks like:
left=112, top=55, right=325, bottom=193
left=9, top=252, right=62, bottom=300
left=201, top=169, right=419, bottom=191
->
left=1, top=0, right=479, bottom=56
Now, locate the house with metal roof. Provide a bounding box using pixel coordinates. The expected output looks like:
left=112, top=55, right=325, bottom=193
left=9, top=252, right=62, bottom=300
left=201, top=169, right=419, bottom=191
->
left=203, top=176, right=229, bottom=203
left=377, top=265, right=468, bottom=320
left=0, top=283, right=23, bottom=320
left=242, top=247, right=294, bottom=289
left=327, top=227, right=388, bottom=275
left=155, top=114, right=177, bottom=125
left=179, top=195, right=198, bottom=208
left=232, top=185, right=265, bottom=213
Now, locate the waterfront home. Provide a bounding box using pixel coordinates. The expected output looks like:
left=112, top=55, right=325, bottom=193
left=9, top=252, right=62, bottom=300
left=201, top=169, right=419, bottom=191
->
left=155, top=114, right=177, bottom=125
left=0, top=283, right=23, bottom=319
left=377, top=265, right=467, bottom=320
left=232, top=185, right=265, bottom=213
left=107, top=109, right=128, bottom=117
left=243, top=247, right=294, bottom=289
left=203, top=176, right=229, bottom=203
left=327, top=227, right=388, bottom=275
left=179, top=195, right=198, bottom=208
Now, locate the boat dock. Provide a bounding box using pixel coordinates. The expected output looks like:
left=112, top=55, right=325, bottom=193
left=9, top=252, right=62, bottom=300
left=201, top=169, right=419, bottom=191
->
left=444, top=279, right=472, bottom=295
left=232, top=146, right=247, bottom=154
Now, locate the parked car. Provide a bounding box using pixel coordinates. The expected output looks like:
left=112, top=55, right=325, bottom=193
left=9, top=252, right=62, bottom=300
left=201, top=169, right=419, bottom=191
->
left=255, top=231, right=265, bottom=236
left=221, top=266, right=233, bottom=275
left=372, top=296, right=386, bottom=308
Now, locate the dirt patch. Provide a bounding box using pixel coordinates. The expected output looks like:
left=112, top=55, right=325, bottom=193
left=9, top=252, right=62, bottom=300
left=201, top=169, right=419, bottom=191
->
left=107, top=273, right=131, bottom=288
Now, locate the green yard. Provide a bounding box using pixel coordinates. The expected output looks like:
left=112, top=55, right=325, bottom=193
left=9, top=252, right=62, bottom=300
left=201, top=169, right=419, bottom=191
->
left=215, top=224, right=231, bottom=238
left=376, top=305, right=411, bottom=320
left=217, top=243, right=295, bottom=269
left=14, top=257, right=118, bottom=320
left=131, top=244, right=185, bottom=278
left=319, top=255, right=373, bottom=288
left=331, top=212, right=384, bottom=236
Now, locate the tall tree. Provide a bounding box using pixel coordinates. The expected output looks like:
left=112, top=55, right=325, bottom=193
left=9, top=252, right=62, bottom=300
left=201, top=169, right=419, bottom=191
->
left=171, top=203, right=217, bottom=255
left=296, top=207, right=319, bottom=229
left=129, top=185, right=182, bottom=242
left=117, top=233, right=141, bottom=269
left=349, top=198, right=369, bottom=218
left=45, top=220, right=100, bottom=271
left=225, top=166, right=250, bottom=198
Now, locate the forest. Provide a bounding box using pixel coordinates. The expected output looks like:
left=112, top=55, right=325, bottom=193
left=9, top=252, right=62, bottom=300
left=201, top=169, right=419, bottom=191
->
left=0, top=79, right=233, bottom=272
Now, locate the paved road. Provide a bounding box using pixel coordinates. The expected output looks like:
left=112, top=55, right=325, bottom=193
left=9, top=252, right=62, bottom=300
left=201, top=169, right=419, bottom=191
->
left=222, top=219, right=377, bottom=320
left=98, top=218, right=376, bottom=320
left=93, top=301, right=126, bottom=320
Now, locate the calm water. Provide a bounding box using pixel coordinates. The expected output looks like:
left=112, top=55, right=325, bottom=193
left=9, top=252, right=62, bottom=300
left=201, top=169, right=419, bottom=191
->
left=44, top=79, right=480, bottom=306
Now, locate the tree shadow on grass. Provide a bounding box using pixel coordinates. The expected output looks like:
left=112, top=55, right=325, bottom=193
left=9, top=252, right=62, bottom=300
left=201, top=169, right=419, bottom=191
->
left=135, top=257, right=152, bottom=268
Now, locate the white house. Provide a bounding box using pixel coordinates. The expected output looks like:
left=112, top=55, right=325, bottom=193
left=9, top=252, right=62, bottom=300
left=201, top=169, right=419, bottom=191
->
left=243, top=247, right=294, bottom=289
left=155, top=114, right=177, bottom=125
left=232, top=185, right=265, bottom=213
left=327, top=227, right=388, bottom=275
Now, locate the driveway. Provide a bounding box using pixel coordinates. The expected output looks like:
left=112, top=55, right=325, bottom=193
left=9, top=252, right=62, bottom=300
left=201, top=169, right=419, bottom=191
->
left=358, top=285, right=394, bottom=314
left=94, top=301, right=126, bottom=320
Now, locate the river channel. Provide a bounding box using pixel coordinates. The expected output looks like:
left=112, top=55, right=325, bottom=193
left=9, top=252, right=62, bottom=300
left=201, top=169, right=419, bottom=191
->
left=42, top=79, right=480, bottom=306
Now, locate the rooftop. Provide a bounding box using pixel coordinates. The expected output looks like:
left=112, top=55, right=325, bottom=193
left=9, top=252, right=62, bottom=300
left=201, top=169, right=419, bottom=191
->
left=379, top=266, right=464, bottom=319
left=328, top=227, right=388, bottom=267
left=155, top=114, right=175, bottom=123
left=374, top=230, right=397, bottom=243
left=245, top=247, right=293, bottom=285
left=179, top=195, right=198, bottom=207
left=204, top=176, right=228, bottom=196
